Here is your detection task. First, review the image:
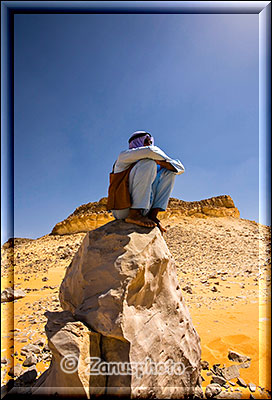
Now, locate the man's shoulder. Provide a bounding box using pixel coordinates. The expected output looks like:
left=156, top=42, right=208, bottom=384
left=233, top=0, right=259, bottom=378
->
left=119, top=145, right=161, bottom=154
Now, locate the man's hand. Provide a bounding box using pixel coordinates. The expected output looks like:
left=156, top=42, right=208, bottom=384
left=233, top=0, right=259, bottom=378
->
left=155, top=160, right=177, bottom=172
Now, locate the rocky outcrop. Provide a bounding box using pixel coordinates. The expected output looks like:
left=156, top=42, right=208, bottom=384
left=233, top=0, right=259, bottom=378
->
left=164, top=195, right=240, bottom=220
left=34, top=220, right=202, bottom=398
left=51, top=197, right=113, bottom=235
left=51, top=195, right=240, bottom=235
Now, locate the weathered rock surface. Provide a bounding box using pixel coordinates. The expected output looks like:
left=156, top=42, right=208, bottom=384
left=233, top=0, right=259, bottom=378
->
left=51, top=195, right=240, bottom=235
left=31, top=310, right=103, bottom=398
left=37, top=220, right=201, bottom=398
left=220, top=365, right=240, bottom=381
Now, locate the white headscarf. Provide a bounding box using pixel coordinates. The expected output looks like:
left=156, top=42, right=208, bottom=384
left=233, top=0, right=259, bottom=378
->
left=128, top=131, right=154, bottom=149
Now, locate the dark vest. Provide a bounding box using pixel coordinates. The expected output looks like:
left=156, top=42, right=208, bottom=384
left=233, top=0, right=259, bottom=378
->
left=106, top=163, right=136, bottom=210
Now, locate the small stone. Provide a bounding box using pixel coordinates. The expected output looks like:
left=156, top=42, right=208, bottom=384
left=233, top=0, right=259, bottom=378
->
left=1, top=288, right=26, bottom=303
left=17, top=338, right=28, bottom=343
left=42, top=353, right=52, bottom=361
left=201, top=360, right=209, bottom=370
left=42, top=343, right=50, bottom=352
left=195, top=386, right=204, bottom=398
left=182, top=285, right=193, bottom=294
left=205, top=383, right=222, bottom=398
left=23, top=354, right=37, bottom=367
left=33, top=338, right=46, bottom=347
left=8, top=363, right=24, bottom=378
left=228, top=350, right=251, bottom=363
left=42, top=277, right=48, bottom=281
left=1, top=357, right=7, bottom=364
left=211, top=286, right=218, bottom=292
left=248, top=383, right=256, bottom=392
left=211, top=375, right=227, bottom=386
left=21, top=344, right=41, bottom=354
left=238, top=361, right=251, bottom=369
left=237, top=377, right=247, bottom=387
left=223, top=384, right=230, bottom=389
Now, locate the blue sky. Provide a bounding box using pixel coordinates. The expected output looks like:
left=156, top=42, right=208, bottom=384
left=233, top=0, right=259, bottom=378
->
left=6, top=13, right=261, bottom=241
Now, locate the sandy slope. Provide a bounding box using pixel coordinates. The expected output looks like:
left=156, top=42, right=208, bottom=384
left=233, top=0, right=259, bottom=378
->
left=1, top=216, right=271, bottom=398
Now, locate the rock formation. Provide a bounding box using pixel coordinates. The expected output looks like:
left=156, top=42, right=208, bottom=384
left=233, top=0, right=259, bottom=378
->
left=51, top=197, right=113, bottom=235
left=51, top=195, right=240, bottom=235
left=30, top=310, right=104, bottom=398
left=32, top=220, right=202, bottom=398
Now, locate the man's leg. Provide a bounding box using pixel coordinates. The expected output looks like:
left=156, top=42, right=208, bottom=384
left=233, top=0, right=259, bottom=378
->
left=148, top=168, right=176, bottom=232
left=112, top=208, right=129, bottom=220
left=125, top=159, right=158, bottom=228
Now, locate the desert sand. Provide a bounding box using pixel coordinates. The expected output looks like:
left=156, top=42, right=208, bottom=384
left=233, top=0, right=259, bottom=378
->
left=1, top=213, right=271, bottom=398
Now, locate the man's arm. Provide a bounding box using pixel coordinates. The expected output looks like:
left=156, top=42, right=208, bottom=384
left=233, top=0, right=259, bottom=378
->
left=118, top=146, right=168, bottom=164
left=115, top=145, right=185, bottom=175
left=155, top=160, right=177, bottom=172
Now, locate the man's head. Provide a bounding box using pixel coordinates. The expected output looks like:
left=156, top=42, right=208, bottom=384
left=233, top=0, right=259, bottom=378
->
left=128, top=131, right=154, bottom=149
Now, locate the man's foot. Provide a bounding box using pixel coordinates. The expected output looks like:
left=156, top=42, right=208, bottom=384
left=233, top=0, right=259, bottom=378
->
left=148, top=208, right=167, bottom=234
left=125, top=209, right=156, bottom=228
left=149, top=216, right=167, bottom=234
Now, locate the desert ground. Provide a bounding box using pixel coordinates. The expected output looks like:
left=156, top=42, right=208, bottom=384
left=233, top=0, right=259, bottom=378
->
left=1, top=215, right=271, bottom=398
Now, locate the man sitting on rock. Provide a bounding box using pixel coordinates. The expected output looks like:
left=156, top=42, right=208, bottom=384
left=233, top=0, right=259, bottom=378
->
left=107, top=131, right=185, bottom=232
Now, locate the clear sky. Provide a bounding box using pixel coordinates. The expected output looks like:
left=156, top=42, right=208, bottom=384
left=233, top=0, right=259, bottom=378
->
left=8, top=12, right=261, bottom=242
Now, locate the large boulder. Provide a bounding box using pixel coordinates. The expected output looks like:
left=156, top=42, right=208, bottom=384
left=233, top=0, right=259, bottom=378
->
left=56, top=220, right=201, bottom=398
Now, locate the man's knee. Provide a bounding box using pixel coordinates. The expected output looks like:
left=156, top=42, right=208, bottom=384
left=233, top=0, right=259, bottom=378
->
left=129, top=159, right=157, bottom=187
left=136, top=159, right=157, bottom=172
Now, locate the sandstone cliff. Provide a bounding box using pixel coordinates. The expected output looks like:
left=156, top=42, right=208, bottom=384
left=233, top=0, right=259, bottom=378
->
left=32, top=220, right=202, bottom=398
left=51, top=195, right=240, bottom=235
